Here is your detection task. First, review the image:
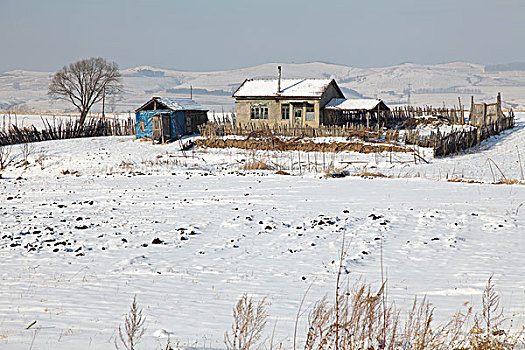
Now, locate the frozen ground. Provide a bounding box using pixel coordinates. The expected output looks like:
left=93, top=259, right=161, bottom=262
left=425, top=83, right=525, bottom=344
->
left=0, top=115, right=524, bottom=349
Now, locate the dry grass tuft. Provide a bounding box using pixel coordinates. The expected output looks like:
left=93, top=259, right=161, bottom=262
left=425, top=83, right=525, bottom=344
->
left=60, top=169, right=80, bottom=176
left=0, top=144, right=13, bottom=170
left=225, top=294, right=269, bottom=350
left=242, top=159, right=273, bottom=171
left=324, top=168, right=350, bottom=178
left=447, top=178, right=484, bottom=184
left=356, top=171, right=391, bottom=179
left=446, top=178, right=524, bottom=185
left=323, top=169, right=392, bottom=179
left=494, top=179, right=525, bottom=185
left=115, top=296, right=146, bottom=350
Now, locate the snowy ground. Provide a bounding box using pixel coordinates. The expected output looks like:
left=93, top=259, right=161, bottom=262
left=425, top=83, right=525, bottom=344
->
left=0, top=115, right=524, bottom=349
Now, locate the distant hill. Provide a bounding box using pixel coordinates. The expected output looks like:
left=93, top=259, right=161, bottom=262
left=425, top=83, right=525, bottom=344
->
left=2, top=61, right=525, bottom=113
left=485, top=62, right=525, bottom=72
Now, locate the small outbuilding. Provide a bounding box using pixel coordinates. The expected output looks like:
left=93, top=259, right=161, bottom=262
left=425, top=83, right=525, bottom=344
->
left=324, top=98, right=390, bottom=126
left=135, top=97, right=208, bottom=142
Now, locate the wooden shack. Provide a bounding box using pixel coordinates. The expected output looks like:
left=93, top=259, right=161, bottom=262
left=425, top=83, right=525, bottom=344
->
left=135, top=97, right=208, bottom=142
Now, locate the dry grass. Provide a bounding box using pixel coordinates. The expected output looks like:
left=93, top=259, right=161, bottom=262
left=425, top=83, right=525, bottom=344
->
left=224, top=294, right=269, bottom=350
left=447, top=178, right=484, bottom=184
left=446, top=178, right=524, bottom=185
left=242, top=159, right=273, bottom=171
left=323, top=168, right=394, bottom=179
left=196, top=135, right=410, bottom=154
left=355, top=171, right=391, bottom=179
left=60, top=169, right=81, bottom=176
left=0, top=144, right=13, bottom=170
left=115, top=296, right=146, bottom=350
left=110, top=271, right=523, bottom=350
left=300, top=277, right=524, bottom=350
left=494, top=179, right=525, bottom=185
left=324, top=168, right=350, bottom=178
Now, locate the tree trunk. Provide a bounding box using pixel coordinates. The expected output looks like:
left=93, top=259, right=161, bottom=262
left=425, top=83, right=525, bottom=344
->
left=79, top=110, right=88, bottom=126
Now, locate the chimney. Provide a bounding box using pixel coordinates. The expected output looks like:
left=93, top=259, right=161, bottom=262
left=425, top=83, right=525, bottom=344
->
left=277, top=66, right=282, bottom=93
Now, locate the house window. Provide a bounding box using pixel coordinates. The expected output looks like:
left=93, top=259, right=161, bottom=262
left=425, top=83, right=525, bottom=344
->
left=250, top=103, right=268, bottom=120
left=261, top=105, right=268, bottom=119
left=281, top=104, right=290, bottom=120
left=305, top=105, right=315, bottom=121
left=250, top=105, right=259, bottom=119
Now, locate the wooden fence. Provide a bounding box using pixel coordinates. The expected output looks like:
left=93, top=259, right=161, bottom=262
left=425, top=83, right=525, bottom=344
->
left=198, top=121, right=402, bottom=141
left=0, top=117, right=135, bottom=147
left=404, top=112, right=515, bottom=157
left=324, top=105, right=468, bottom=128
left=199, top=109, right=515, bottom=158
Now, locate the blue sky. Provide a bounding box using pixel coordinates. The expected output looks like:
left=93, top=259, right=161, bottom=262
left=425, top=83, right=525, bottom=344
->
left=0, top=0, right=523, bottom=72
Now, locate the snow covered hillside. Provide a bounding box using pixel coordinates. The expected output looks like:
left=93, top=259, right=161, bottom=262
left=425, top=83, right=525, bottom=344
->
left=2, top=61, right=525, bottom=113
left=0, top=115, right=524, bottom=349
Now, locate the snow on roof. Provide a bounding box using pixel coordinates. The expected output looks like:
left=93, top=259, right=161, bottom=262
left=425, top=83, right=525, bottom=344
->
left=155, top=97, right=208, bottom=111
left=233, top=79, right=333, bottom=98
left=325, top=98, right=384, bottom=110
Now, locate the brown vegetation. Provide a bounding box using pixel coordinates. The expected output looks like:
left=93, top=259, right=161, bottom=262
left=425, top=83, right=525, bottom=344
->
left=115, top=296, right=146, bottom=350
left=224, top=295, right=269, bottom=350
left=196, top=134, right=410, bottom=154
left=220, top=277, right=523, bottom=350
left=242, top=158, right=273, bottom=170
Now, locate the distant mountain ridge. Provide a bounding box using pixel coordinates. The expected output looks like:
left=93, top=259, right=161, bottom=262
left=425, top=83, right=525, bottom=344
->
left=2, top=61, right=525, bottom=113
left=485, top=62, right=525, bottom=72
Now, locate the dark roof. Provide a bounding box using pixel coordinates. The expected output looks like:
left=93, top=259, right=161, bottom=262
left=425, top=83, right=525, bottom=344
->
left=136, top=97, right=208, bottom=112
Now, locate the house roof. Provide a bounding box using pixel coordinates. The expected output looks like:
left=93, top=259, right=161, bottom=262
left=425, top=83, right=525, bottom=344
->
left=136, top=97, right=208, bottom=112
left=325, top=98, right=388, bottom=111
left=233, top=79, right=338, bottom=98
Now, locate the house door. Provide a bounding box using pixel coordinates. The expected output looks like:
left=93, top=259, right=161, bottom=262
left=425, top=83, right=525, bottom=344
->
left=293, top=107, right=302, bottom=126
left=152, top=113, right=171, bottom=143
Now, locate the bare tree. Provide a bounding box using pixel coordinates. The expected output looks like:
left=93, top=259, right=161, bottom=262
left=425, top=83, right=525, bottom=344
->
left=49, top=57, right=123, bottom=125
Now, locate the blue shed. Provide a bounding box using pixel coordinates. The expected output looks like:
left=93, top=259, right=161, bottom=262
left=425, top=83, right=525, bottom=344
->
left=135, top=97, right=208, bottom=141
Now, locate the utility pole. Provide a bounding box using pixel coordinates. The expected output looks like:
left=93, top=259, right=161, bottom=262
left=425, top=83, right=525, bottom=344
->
left=407, top=81, right=412, bottom=106
left=102, top=86, right=106, bottom=118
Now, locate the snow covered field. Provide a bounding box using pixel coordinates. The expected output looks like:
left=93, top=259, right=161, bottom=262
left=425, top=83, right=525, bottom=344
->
left=0, top=115, right=524, bottom=349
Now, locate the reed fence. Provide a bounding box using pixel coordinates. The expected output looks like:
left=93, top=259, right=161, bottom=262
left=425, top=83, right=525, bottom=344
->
left=0, top=117, right=135, bottom=147
left=404, top=112, right=515, bottom=157
left=198, top=109, right=515, bottom=158
left=325, top=105, right=466, bottom=128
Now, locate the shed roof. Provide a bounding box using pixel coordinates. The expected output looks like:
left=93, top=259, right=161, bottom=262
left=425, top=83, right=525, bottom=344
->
left=325, top=98, right=388, bottom=111
left=136, top=97, right=208, bottom=112
left=233, top=79, right=337, bottom=98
